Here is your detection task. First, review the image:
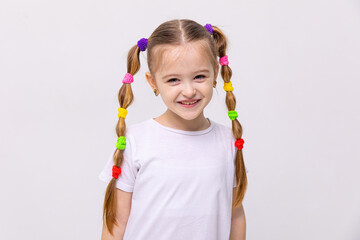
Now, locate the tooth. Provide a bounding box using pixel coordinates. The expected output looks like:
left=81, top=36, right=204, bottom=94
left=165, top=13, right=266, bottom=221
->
left=182, top=101, right=196, bottom=104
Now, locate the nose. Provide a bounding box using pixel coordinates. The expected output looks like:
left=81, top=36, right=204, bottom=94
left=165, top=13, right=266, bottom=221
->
left=181, top=81, right=197, bottom=97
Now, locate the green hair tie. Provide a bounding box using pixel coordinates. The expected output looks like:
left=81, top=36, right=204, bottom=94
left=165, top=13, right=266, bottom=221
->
left=228, top=110, right=238, bottom=120
left=116, top=136, right=126, bottom=150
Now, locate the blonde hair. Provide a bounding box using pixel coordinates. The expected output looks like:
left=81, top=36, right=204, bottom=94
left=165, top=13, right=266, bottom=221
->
left=101, top=18, right=248, bottom=235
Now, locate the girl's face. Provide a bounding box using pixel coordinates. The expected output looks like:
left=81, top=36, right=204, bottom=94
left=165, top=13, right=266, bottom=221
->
left=145, top=40, right=219, bottom=124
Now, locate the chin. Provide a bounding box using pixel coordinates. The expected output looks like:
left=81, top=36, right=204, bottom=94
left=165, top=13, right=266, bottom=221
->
left=179, top=112, right=204, bottom=121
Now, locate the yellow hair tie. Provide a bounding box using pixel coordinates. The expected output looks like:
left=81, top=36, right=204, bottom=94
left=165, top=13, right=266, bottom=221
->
left=223, top=81, right=234, bottom=92
left=118, top=107, right=128, bottom=119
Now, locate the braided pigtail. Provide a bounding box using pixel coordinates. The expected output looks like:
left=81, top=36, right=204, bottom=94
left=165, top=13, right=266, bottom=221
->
left=101, top=39, right=144, bottom=235
left=211, top=25, right=248, bottom=209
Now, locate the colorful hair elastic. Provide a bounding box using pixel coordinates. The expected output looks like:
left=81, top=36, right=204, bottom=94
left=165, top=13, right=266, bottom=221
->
left=223, top=81, right=234, bottom=92
left=219, top=55, right=229, bottom=66
left=235, top=138, right=244, bottom=150
left=116, top=136, right=126, bottom=150
left=137, top=38, right=148, bottom=51
left=112, top=165, right=121, bottom=179
left=204, top=24, right=213, bottom=35
left=118, top=107, right=128, bottom=119
left=228, top=110, right=238, bottom=120
left=122, top=73, right=134, bottom=84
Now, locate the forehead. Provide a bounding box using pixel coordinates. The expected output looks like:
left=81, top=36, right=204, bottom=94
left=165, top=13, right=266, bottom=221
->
left=152, top=41, right=214, bottom=76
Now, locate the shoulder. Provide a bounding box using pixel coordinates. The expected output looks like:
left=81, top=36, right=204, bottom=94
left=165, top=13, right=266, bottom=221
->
left=119, top=119, right=153, bottom=156
left=123, top=119, right=155, bottom=147
left=125, top=119, right=152, bottom=136
left=211, top=120, right=233, bottom=137
left=211, top=120, right=236, bottom=155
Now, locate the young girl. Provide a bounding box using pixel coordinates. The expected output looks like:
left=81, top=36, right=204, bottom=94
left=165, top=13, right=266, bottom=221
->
left=98, top=19, right=248, bottom=240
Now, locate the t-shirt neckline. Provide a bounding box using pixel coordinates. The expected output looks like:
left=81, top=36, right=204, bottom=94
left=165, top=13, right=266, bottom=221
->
left=149, top=117, right=215, bottom=135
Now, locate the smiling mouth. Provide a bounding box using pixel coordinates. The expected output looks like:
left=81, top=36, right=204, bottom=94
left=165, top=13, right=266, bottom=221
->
left=178, top=99, right=200, bottom=103
left=178, top=99, right=201, bottom=106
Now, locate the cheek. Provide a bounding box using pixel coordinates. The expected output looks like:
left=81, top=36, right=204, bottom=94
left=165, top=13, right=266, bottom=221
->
left=201, top=83, right=213, bottom=95
left=207, top=88, right=214, bottom=98
left=159, top=91, right=175, bottom=103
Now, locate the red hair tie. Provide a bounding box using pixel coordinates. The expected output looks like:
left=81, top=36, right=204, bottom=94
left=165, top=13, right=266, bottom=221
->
left=112, top=165, right=121, bottom=179
left=235, top=138, right=245, bottom=150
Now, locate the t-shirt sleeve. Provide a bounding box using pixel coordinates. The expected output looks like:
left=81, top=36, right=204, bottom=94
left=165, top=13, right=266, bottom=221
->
left=98, top=135, right=139, bottom=192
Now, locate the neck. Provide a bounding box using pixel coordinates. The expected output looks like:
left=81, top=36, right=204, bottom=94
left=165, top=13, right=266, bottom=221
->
left=155, top=110, right=210, bottom=131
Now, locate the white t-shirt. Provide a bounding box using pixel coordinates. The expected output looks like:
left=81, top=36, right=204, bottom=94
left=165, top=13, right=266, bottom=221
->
left=98, top=117, right=247, bottom=240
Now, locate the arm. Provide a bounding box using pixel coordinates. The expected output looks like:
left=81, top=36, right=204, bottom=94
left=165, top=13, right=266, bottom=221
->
left=229, top=187, right=246, bottom=240
left=101, top=220, right=127, bottom=240
left=101, top=189, right=133, bottom=240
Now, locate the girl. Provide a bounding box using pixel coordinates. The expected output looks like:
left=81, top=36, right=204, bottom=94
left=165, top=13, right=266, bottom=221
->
left=98, top=19, right=248, bottom=240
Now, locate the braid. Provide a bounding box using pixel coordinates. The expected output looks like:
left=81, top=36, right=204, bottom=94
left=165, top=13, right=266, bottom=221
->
left=102, top=44, right=140, bottom=235
left=212, top=25, right=248, bottom=209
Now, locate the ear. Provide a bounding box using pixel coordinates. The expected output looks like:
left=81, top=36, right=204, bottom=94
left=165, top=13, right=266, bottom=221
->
left=145, top=72, right=157, bottom=89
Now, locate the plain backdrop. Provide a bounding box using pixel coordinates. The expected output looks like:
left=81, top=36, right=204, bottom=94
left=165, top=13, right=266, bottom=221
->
left=1, top=0, right=359, bottom=239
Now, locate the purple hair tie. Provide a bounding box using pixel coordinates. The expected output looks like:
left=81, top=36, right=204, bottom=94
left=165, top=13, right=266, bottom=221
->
left=204, top=24, right=213, bottom=35
left=137, top=38, right=148, bottom=51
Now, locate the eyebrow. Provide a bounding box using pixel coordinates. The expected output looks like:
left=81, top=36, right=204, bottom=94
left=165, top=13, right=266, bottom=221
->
left=162, top=69, right=210, bottom=79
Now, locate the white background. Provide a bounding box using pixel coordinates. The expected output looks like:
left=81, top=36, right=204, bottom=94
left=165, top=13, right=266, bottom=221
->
left=1, top=0, right=359, bottom=239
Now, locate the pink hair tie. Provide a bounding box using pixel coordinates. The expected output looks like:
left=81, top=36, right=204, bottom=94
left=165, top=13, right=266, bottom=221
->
left=122, top=73, right=134, bottom=84
left=219, top=55, right=229, bottom=66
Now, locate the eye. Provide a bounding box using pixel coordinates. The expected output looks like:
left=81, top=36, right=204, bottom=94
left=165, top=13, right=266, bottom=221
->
left=195, top=75, right=205, bottom=79
left=167, top=78, right=179, bottom=83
